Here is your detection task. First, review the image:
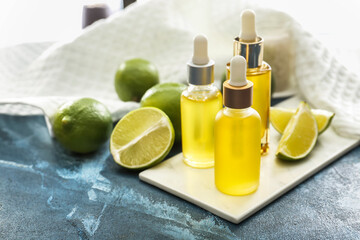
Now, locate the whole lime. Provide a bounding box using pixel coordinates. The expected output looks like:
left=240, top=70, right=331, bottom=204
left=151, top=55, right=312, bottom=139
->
left=115, top=58, right=159, bottom=102
left=140, top=82, right=186, bottom=143
left=52, top=98, right=113, bottom=154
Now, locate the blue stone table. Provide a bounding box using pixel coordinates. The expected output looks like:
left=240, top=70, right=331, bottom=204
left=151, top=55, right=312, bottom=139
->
left=0, top=103, right=359, bottom=239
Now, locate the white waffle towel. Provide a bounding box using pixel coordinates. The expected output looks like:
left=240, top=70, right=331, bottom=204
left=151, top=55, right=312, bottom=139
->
left=0, top=0, right=359, bottom=138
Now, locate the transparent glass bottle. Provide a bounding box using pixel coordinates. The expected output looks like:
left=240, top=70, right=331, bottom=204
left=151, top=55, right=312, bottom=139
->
left=181, top=34, right=222, bottom=168
left=215, top=55, right=261, bottom=196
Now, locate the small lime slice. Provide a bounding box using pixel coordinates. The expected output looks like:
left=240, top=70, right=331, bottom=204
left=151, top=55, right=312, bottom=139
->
left=110, top=107, right=175, bottom=170
left=270, top=107, right=334, bottom=135
left=276, top=102, right=318, bottom=161
left=311, top=109, right=335, bottom=134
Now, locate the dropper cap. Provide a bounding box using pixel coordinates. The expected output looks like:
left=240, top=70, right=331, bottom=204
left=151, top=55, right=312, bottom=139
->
left=233, top=9, right=264, bottom=68
left=192, top=35, right=209, bottom=65
left=229, top=56, right=247, bottom=87
left=187, top=34, right=215, bottom=85
left=240, top=9, right=257, bottom=42
left=223, top=56, right=253, bottom=109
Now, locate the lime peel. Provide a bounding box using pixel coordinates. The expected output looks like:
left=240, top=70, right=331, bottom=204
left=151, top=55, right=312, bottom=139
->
left=53, top=98, right=113, bottom=154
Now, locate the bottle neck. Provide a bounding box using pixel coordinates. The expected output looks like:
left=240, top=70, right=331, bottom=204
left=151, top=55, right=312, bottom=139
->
left=187, top=59, right=215, bottom=85
left=188, top=83, right=215, bottom=91
left=233, top=36, right=264, bottom=68
left=222, top=80, right=253, bottom=109
left=224, top=106, right=250, bottom=114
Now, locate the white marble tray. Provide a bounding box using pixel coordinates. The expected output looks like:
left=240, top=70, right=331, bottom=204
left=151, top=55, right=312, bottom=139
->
left=139, top=97, right=360, bottom=224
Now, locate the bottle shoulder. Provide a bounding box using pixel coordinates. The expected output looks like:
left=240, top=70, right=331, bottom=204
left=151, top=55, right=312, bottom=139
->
left=216, top=107, right=260, bottom=121
left=182, top=84, right=222, bottom=101
left=247, top=62, right=271, bottom=75
left=261, top=61, right=271, bottom=70
left=226, top=61, right=271, bottom=75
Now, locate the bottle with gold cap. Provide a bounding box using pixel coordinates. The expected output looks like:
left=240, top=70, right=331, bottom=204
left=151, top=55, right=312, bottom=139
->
left=181, top=34, right=223, bottom=168
left=215, top=55, right=261, bottom=196
left=227, top=9, right=271, bottom=155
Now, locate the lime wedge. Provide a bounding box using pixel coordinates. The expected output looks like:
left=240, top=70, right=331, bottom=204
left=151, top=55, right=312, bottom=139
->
left=271, top=107, right=334, bottom=135
left=311, top=109, right=335, bottom=134
left=276, top=102, right=318, bottom=161
left=110, top=107, right=175, bottom=170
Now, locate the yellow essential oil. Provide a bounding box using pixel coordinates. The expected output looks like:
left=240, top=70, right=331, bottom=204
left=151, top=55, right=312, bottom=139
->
left=181, top=86, right=222, bottom=168
left=181, top=34, right=223, bottom=168
left=247, top=64, right=271, bottom=154
left=226, top=9, right=272, bottom=155
left=215, top=107, right=261, bottom=195
left=215, top=55, right=261, bottom=196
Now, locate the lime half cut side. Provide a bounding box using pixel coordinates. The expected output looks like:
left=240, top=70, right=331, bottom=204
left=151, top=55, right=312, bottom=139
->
left=270, top=107, right=334, bottom=135
left=276, top=102, right=318, bottom=161
left=110, top=107, right=175, bottom=170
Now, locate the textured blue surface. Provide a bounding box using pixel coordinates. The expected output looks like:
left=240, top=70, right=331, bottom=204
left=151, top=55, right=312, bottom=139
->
left=0, top=112, right=359, bottom=239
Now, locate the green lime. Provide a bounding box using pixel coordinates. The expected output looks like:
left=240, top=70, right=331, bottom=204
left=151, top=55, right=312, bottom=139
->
left=110, top=107, right=175, bottom=170
left=140, top=82, right=186, bottom=142
left=270, top=107, right=334, bottom=135
left=276, top=102, right=318, bottom=161
left=53, top=98, right=113, bottom=154
left=220, top=71, right=226, bottom=93
left=114, top=58, right=159, bottom=102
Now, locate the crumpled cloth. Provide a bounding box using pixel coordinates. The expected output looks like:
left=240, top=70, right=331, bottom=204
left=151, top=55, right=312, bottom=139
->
left=0, top=0, right=359, bottom=138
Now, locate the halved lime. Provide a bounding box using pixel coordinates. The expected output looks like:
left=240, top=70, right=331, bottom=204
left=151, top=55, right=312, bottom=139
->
left=271, top=107, right=334, bottom=135
left=110, top=107, right=175, bottom=170
left=276, top=102, right=318, bottom=161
